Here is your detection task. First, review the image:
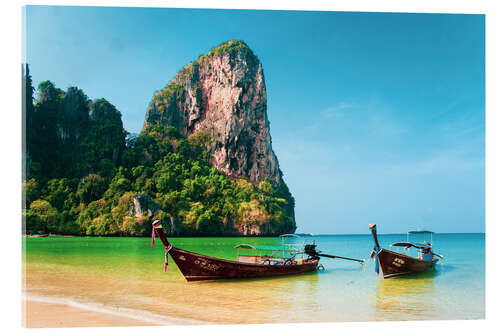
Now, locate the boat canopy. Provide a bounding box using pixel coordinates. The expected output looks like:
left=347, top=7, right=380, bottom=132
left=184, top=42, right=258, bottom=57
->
left=279, top=234, right=301, bottom=238
left=234, top=244, right=283, bottom=251
left=407, top=230, right=434, bottom=234
left=390, top=242, right=431, bottom=250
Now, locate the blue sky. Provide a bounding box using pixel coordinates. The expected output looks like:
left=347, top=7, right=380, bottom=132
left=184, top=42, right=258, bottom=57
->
left=24, top=6, right=485, bottom=234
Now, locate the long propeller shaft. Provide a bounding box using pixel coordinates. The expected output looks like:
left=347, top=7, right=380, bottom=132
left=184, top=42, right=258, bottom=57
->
left=317, top=253, right=365, bottom=263
left=303, top=244, right=364, bottom=264
left=431, top=251, right=443, bottom=259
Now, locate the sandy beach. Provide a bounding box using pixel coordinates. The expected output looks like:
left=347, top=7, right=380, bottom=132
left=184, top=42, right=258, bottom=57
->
left=22, top=255, right=282, bottom=326
left=23, top=297, right=156, bottom=328
left=22, top=294, right=205, bottom=328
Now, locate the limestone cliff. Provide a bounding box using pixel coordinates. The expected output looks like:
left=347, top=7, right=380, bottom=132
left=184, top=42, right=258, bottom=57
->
left=28, top=80, right=126, bottom=180
left=142, top=40, right=282, bottom=186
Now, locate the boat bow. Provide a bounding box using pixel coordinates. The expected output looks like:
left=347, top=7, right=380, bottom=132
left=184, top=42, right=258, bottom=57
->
left=151, top=220, right=173, bottom=271
left=369, top=224, right=381, bottom=274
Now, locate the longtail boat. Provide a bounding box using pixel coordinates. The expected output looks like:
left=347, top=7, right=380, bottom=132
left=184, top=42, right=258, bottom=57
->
left=151, top=220, right=364, bottom=282
left=369, top=224, right=443, bottom=279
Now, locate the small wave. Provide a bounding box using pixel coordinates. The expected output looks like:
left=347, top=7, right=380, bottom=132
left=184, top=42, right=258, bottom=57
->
left=24, top=293, right=209, bottom=326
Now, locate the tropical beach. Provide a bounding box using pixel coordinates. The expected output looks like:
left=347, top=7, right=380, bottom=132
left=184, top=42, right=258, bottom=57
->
left=23, top=233, right=485, bottom=326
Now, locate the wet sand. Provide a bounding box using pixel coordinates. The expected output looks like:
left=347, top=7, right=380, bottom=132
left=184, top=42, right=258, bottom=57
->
left=23, top=292, right=213, bottom=327
left=22, top=263, right=219, bottom=328
left=22, top=261, right=288, bottom=327
left=23, top=297, right=160, bottom=328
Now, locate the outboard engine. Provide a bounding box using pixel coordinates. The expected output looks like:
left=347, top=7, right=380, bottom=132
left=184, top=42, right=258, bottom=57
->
left=304, top=243, right=319, bottom=258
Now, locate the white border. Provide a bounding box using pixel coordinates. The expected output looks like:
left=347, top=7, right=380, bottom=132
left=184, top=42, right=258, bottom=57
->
left=2, top=1, right=497, bottom=333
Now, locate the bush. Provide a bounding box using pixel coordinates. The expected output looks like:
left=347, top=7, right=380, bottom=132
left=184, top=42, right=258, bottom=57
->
left=29, top=200, right=62, bottom=233
left=77, top=174, right=107, bottom=204
left=23, top=178, right=40, bottom=207
left=23, top=209, right=42, bottom=234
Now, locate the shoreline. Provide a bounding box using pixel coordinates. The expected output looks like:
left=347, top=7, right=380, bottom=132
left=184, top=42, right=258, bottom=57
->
left=22, top=232, right=486, bottom=238
left=23, top=235, right=484, bottom=325
left=23, top=293, right=207, bottom=328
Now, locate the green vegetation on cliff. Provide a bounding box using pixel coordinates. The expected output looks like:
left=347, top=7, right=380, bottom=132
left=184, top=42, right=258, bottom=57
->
left=23, top=65, right=295, bottom=236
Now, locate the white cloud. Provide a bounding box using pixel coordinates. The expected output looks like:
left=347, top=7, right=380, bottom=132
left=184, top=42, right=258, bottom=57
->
left=321, top=102, right=355, bottom=119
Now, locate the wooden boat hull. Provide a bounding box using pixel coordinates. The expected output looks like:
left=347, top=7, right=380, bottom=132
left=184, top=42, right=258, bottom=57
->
left=151, top=220, right=319, bottom=282
left=169, top=247, right=319, bottom=282
left=377, top=248, right=438, bottom=279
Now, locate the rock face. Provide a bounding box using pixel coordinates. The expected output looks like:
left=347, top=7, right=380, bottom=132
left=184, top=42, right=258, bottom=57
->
left=130, top=194, right=161, bottom=218
left=143, top=40, right=281, bottom=185
left=28, top=80, right=127, bottom=179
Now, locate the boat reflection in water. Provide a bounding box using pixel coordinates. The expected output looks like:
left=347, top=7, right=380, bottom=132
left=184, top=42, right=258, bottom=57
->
left=373, top=271, right=437, bottom=321
left=274, top=271, right=322, bottom=322
left=213, top=270, right=321, bottom=323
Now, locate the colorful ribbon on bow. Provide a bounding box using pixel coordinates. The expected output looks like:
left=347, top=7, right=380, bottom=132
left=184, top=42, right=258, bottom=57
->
left=151, top=226, right=156, bottom=248
left=151, top=224, right=173, bottom=272
left=164, top=244, right=173, bottom=272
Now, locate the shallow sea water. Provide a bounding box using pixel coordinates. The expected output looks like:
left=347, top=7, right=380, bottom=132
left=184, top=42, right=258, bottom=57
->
left=23, top=233, right=484, bottom=324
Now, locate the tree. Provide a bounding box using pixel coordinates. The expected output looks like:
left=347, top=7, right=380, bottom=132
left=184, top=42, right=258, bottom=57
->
left=23, top=210, right=42, bottom=235
left=31, top=81, right=65, bottom=179
left=24, top=64, right=35, bottom=179
left=85, top=98, right=126, bottom=173
left=29, top=200, right=61, bottom=233
left=77, top=174, right=107, bottom=204
left=44, top=178, right=78, bottom=211
left=23, top=178, right=40, bottom=208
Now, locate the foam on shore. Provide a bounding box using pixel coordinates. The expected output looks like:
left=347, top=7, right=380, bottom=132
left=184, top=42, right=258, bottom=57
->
left=23, top=293, right=209, bottom=327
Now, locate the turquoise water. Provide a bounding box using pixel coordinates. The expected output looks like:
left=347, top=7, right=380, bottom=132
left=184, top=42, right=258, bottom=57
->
left=23, top=233, right=484, bottom=323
